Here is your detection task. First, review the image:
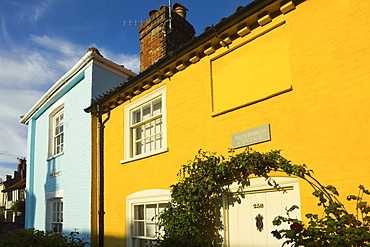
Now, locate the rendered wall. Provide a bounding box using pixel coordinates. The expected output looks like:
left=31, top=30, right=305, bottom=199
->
left=25, top=61, right=131, bottom=240
left=25, top=67, right=92, bottom=237
left=102, top=0, right=370, bottom=246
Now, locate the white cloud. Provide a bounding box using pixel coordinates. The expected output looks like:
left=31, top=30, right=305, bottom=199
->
left=0, top=50, right=57, bottom=90
left=0, top=35, right=82, bottom=172
left=31, top=35, right=84, bottom=58
left=0, top=88, right=43, bottom=161
left=0, top=17, right=11, bottom=44
left=0, top=35, right=86, bottom=91
left=116, top=53, right=140, bottom=74
left=0, top=33, right=140, bottom=175
left=0, top=164, right=16, bottom=181
left=31, top=35, right=86, bottom=72
left=18, top=0, right=56, bottom=22
left=96, top=47, right=140, bottom=73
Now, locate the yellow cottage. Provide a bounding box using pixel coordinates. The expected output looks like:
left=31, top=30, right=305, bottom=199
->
left=85, top=0, right=370, bottom=246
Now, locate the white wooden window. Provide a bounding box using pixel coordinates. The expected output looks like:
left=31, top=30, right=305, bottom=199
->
left=126, top=189, right=170, bottom=247
left=49, top=198, right=63, bottom=233
left=123, top=86, right=167, bottom=162
left=132, top=202, right=167, bottom=246
left=53, top=110, right=64, bottom=155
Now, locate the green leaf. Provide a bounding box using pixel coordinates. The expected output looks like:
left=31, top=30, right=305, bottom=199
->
left=306, top=213, right=313, bottom=218
left=325, top=185, right=339, bottom=196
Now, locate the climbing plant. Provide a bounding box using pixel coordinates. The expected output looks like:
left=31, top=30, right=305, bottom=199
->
left=271, top=184, right=370, bottom=246
left=156, top=148, right=370, bottom=246
left=11, top=199, right=25, bottom=214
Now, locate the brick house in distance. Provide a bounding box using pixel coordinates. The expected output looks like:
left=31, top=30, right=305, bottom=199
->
left=0, top=158, right=26, bottom=225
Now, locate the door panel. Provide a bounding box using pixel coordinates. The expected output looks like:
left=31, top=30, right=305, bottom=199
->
left=223, top=178, right=300, bottom=247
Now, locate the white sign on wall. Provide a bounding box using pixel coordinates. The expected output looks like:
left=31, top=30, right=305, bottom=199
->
left=231, top=124, right=271, bottom=149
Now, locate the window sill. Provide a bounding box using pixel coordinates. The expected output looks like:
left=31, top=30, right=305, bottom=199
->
left=47, top=152, right=64, bottom=161
left=120, top=148, right=168, bottom=164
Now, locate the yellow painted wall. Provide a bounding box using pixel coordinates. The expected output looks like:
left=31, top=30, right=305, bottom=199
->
left=100, top=0, right=370, bottom=246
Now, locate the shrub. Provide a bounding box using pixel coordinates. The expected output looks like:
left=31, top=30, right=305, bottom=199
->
left=272, top=185, right=370, bottom=246
left=0, top=228, right=90, bottom=247
left=157, top=149, right=308, bottom=246
left=156, top=148, right=370, bottom=246
left=11, top=199, right=25, bottom=214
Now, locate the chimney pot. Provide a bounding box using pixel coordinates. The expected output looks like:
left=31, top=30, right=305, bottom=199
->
left=138, top=3, right=195, bottom=72
left=149, top=10, right=157, bottom=16
left=173, top=2, right=188, bottom=19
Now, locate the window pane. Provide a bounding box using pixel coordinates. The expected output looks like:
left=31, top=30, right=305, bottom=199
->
left=145, top=137, right=153, bottom=152
left=146, top=222, right=156, bottom=237
left=132, top=110, right=141, bottom=124
left=134, top=222, right=144, bottom=236
left=155, top=118, right=162, bottom=133
left=134, top=205, right=144, bottom=220
left=155, top=134, right=162, bottom=149
left=135, top=127, right=143, bottom=141
left=145, top=204, right=156, bottom=220
left=135, top=141, right=143, bottom=155
left=145, top=122, right=153, bottom=137
left=158, top=203, right=167, bottom=213
left=152, top=99, right=162, bottom=116
left=142, top=104, right=151, bottom=121
left=133, top=239, right=147, bottom=247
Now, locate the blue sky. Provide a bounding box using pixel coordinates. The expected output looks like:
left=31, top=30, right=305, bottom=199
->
left=0, top=0, right=251, bottom=178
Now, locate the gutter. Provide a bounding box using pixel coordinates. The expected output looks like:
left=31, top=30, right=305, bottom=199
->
left=97, top=105, right=110, bottom=247
left=84, top=0, right=276, bottom=113
left=20, top=51, right=94, bottom=124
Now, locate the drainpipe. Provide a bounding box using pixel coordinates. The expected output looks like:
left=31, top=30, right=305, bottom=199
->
left=97, top=104, right=110, bottom=247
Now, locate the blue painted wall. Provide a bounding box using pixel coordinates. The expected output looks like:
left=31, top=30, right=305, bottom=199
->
left=25, top=62, right=129, bottom=239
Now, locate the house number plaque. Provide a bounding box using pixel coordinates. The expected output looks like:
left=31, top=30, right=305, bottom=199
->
left=253, top=203, right=264, bottom=209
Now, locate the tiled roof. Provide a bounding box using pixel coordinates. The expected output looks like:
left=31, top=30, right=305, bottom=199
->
left=84, top=0, right=280, bottom=113
left=2, top=178, right=26, bottom=192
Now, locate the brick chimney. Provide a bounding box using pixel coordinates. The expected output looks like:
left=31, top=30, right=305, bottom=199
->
left=138, top=3, right=195, bottom=72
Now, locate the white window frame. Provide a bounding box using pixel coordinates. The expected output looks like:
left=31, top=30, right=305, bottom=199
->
left=47, top=198, right=63, bottom=233
left=122, top=86, right=167, bottom=163
left=53, top=110, right=64, bottom=155
left=48, top=102, right=65, bottom=159
left=126, top=189, right=171, bottom=247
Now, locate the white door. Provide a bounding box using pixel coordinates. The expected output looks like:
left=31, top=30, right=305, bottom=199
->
left=221, top=177, right=300, bottom=247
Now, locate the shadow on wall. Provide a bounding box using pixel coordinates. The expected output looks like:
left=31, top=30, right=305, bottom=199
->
left=44, top=157, right=58, bottom=232
left=104, top=235, right=127, bottom=247
left=25, top=180, right=35, bottom=229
